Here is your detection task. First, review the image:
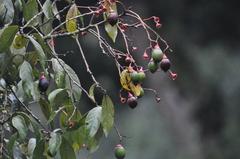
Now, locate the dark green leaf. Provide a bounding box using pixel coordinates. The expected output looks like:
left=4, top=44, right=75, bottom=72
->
left=0, top=25, right=18, bottom=53
left=27, top=138, right=36, bottom=158
left=85, top=106, right=102, bottom=139
left=101, top=94, right=114, bottom=137
left=13, top=143, right=26, bottom=159
left=0, top=0, right=14, bottom=24
left=32, top=33, right=51, bottom=54
left=7, top=133, right=17, bottom=157
left=32, top=139, right=47, bottom=159
left=87, top=125, right=103, bottom=156
left=28, top=36, right=46, bottom=74
left=15, top=80, right=28, bottom=103
left=64, top=63, right=82, bottom=104
left=12, top=115, right=27, bottom=143
left=60, top=136, right=76, bottom=159
left=21, top=0, right=39, bottom=26
left=52, top=58, right=66, bottom=88
left=48, top=132, right=61, bottom=157
left=25, top=51, right=38, bottom=67
left=38, top=97, right=54, bottom=129
left=19, top=61, right=40, bottom=101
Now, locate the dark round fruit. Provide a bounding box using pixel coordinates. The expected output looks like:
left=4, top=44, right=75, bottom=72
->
left=160, top=59, right=171, bottom=72
left=138, top=71, right=146, bottom=83
left=130, top=71, right=140, bottom=84
left=107, top=12, right=119, bottom=26
left=152, top=48, right=163, bottom=63
left=138, top=88, right=144, bottom=98
left=148, top=61, right=158, bottom=73
left=127, top=97, right=138, bottom=109
left=38, top=76, right=49, bottom=92
left=115, top=144, right=126, bottom=159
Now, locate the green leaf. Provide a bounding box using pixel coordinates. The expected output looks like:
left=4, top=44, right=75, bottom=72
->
left=7, top=133, right=17, bottom=156
left=104, top=3, right=118, bottom=42
left=87, top=125, right=103, bottom=156
left=42, top=0, right=52, bottom=19
left=19, top=61, right=40, bottom=101
left=27, top=138, right=36, bottom=158
left=47, top=105, right=72, bottom=125
left=32, top=33, right=51, bottom=54
left=32, top=139, right=47, bottom=159
left=101, top=94, right=114, bottom=137
left=52, top=2, right=60, bottom=20
left=104, top=23, right=118, bottom=43
left=16, top=112, right=41, bottom=142
left=15, top=80, right=28, bottom=103
left=25, top=51, right=38, bottom=67
left=60, top=136, right=76, bottom=159
left=0, top=25, right=18, bottom=53
left=38, top=97, right=54, bottom=129
left=13, top=143, right=26, bottom=159
left=48, top=88, right=68, bottom=102
left=12, top=115, right=27, bottom=143
left=0, top=0, right=14, bottom=24
left=64, top=63, right=82, bottom=105
left=21, top=0, right=39, bottom=26
left=48, top=132, right=62, bottom=157
left=52, top=58, right=66, bottom=88
left=85, top=106, right=102, bottom=139
left=28, top=36, right=46, bottom=73
left=89, top=83, right=98, bottom=103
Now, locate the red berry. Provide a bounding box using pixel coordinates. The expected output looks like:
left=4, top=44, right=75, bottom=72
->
left=38, top=75, right=49, bottom=92
left=68, top=122, right=74, bottom=127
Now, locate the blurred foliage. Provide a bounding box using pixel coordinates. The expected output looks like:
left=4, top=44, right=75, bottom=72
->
left=34, top=0, right=240, bottom=158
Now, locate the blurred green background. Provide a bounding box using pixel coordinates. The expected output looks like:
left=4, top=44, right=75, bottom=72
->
left=42, top=0, right=240, bottom=158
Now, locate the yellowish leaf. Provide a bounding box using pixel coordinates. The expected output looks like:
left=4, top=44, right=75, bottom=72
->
left=66, top=4, right=78, bottom=38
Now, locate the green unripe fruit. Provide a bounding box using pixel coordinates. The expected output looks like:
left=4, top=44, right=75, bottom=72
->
left=115, top=144, right=126, bottom=159
left=148, top=61, right=158, bottom=73
left=138, top=88, right=144, bottom=98
left=152, top=48, right=163, bottom=63
left=130, top=71, right=140, bottom=84
left=138, top=71, right=146, bottom=83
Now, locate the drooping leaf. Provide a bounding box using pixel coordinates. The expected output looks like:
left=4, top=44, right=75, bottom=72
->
left=13, top=34, right=28, bottom=49
left=32, top=33, right=51, bottom=54
left=7, top=133, right=17, bottom=156
left=27, top=138, right=36, bottom=158
left=12, top=115, right=27, bottom=143
left=38, top=97, right=54, bottom=129
left=48, top=132, right=62, bottom=157
left=104, top=3, right=118, bottom=42
left=19, top=61, right=40, bottom=101
left=85, top=106, right=102, bottom=139
left=66, top=4, right=78, bottom=38
left=0, top=25, right=18, bottom=53
left=60, top=136, right=76, bottom=159
left=15, top=80, right=28, bottom=103
left=11, top=46, right=25, bottom=67
left=87, top=125, right=103, bottom=156
left=32, top=139, right=47, bottom=159
left=42, top=0, right=52, bottom=19
left=52, top=2, right=60, bottom=20
left=64, top=62, right=82, bottom=104
left=0, top=0, right=14, bottom=24
left=89, top=83, right=99, bottom=103
left=13, top=143, right=27, bottom=159
left=52, top=58, right=66, bottom=88
left=28, top=36, right=46, bottom=74
left=21, top=0, right=39, bottom=26
left=101, top=94, right=114, bottom=137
